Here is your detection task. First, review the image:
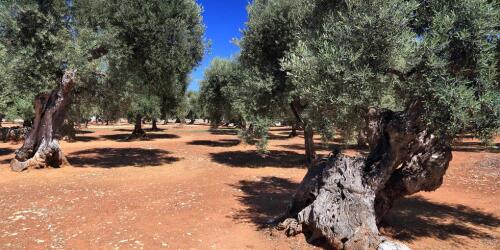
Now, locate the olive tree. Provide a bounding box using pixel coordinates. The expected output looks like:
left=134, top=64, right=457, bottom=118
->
left=268, top=0, right=500, bottom=248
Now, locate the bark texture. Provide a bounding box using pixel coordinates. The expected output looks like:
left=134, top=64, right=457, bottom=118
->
left=304, top=125, right=316, bottom=168
left=10, top=70, right=76, bottom=172
left=279, top=104, right=452, bottom=249
left=129, top=114, right=146, bottom=139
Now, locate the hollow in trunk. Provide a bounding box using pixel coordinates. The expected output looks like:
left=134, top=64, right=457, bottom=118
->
left=10, top=70, right=77, bottom=172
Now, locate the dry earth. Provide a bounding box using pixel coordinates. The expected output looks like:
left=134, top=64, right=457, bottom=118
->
left=0, top=124, right=499, bottom=249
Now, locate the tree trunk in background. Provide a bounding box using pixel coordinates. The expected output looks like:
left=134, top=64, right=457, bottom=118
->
left=129, top=114, right=146, bottom=139
left=189, top=118, right=195, bottom=124
left=61, top=120, right=76, bottom=141
left=0, top=114, right=3, bottom=127
left=278, top=104, right=452, bottom=249
left=290, top=101, right=315, bottom=167
left=151, top=118, right=159, bottom=130
left=303, top=125, right=316, bottom=168
left=10, top=70, right=76, bottom=172
left=175, top=117, right=181, bottom=123
left=289, top=123, right=298, bottom=137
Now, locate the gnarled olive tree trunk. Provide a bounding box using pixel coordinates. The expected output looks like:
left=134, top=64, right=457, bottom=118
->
left=11, top=70, right=77, bottom=172
left=278, top=104, right=452, bottom=249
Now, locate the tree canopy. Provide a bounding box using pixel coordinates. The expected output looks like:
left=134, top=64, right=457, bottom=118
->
left=231, top=0, right=500, bottom=146
left=0, top=0, right=205, bottom=125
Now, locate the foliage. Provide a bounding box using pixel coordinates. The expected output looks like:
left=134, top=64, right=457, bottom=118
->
left=186, top=91, right=203, bottom=121
left=127, top=93, right=161, bottom=122
left=237, top=0, right=500, bottom=145
left=199, top=58, right=243, bottom=123
left=0, top=0, right=205, bottom=126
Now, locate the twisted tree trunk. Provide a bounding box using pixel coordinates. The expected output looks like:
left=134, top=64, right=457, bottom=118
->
left=10, top=70, right=77, bottom=172
left=278, top=104, right=452, bottom=249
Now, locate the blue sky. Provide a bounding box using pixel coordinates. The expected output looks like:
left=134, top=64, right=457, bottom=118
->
left=188, top=0, right=249, bottom=91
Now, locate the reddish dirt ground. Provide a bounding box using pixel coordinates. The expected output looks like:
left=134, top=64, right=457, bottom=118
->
left=0, top=124, right=499, bottom=249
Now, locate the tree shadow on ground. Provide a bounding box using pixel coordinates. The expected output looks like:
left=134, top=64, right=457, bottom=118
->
left=452, top=141, right=500, bottom=153
left=113, top=128, right=133, bottom=132
left=210, top=150, right=305, bottom=168
left=75, top=130, right=94, bottom=134
left=187, top=139, right=240, bottom=147
left=381, top=196, right=500, bottom=243
left=68, top=148, right=180, bottom=168
left=267, top=133, right=292, bottom=140
left=208, top=127, right=238, bottom=135
left=73, top=136, right=99, bottom=142
left=268, top=127, right=294, bottom=132
left=0, top=148, right=14, bottom=156
left=229, top=176, right=299, bottom=229
left=100, top=133, right=180, bottom=142
left=145, top=128, right=166, bottom=131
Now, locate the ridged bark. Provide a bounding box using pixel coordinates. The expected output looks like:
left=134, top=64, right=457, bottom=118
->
left=279, top=104, right=452, bottom=249
left=10, top=70, right=76, bottom=172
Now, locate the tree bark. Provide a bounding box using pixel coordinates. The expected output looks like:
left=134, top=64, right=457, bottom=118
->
left=10, top=70, right=77, bottom=172
left=304, top=125, right=316, bottom=168
left=129, top=114, right=146, bottom=139
left=290, top=100, right=316, bottom=166
left=278, top=104, right=452, bottom=249
left=151, top=118, right=159, bottom=131
left=61, top=120, right=76, bottom=141
left=289, top=123, right=298, bottom=137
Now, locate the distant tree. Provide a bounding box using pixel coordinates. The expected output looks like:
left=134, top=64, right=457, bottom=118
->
left=127, top=93, right=161, bottom=134
left=186, top=91, right=202, bottom=124
left=199, top=58, right=242, bottom=125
